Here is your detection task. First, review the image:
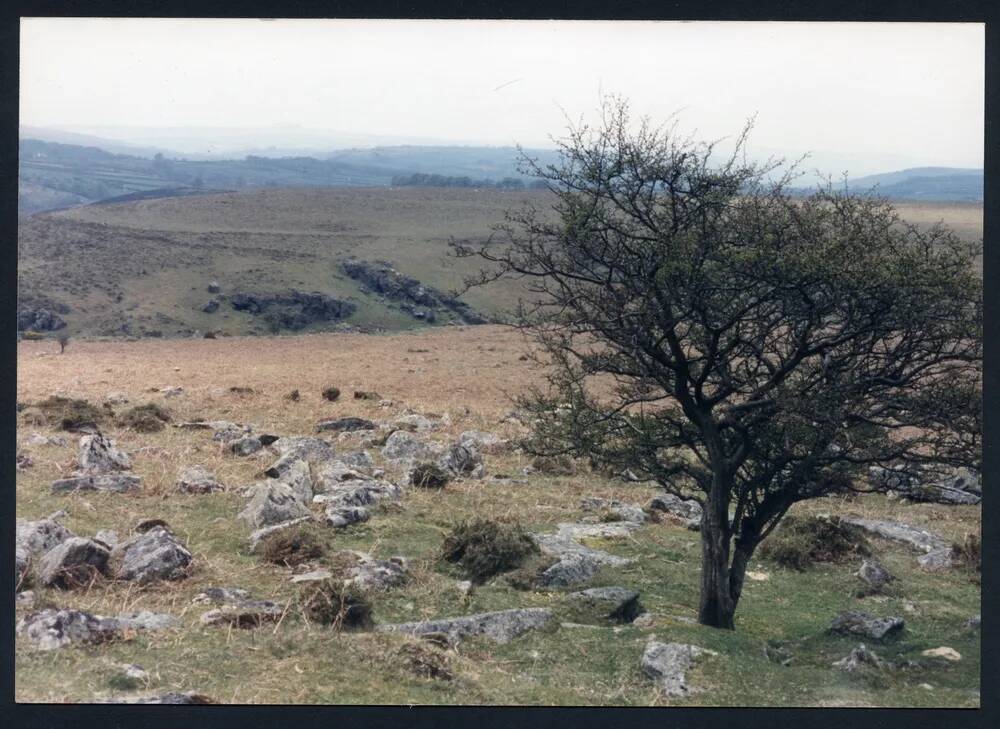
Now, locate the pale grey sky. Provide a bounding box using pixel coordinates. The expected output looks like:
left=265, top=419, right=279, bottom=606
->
left=20, top=19, right=985, bottom=173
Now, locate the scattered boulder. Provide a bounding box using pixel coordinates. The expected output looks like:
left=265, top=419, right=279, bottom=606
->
left=193, top=587, right=253, bottom=604
left=325, top=505, right=370, bottom=528
left=17, top=304, right=67, bottom=332
left=832, top=644, right=886, bottom=673
left=96, top=691, right=215, bottom=704
left=93, top=529, right=119, bottom=548
left=870, top=465, right=981, bottom=504
left=580, top=497, right=647, bottom=524
left=265, top=436, right=336, bottom=477
left=381, top=430, right=443, bottom=463
left=532, top=526, right=635, bottom=588
left=177, top=465, right=223, bottom=494
left=641, top=641, right=715, bottom=697
left=331, top=551, right=409, bottom=591
left=829, top=611, right=904, bottom=641
left=16, top=452, right=34, bottom=470
left=51, top=473, right=142, bottom=494
left=17, top=609, right=125, bottom=651
left=110, top=526, right=193, bottom=584
left=201, top=599, right=285, bottom=628
left=37, top=537, right=110, bottom=588
left=202, top=299, right=220, bottom=314
left=230, top=290, right=356, bottom=330
left=394, top=413, right=437, bottom=432
left=208, top=281, right=221, bottom=294
left=855, top=559, right=896, bottom=595
left=378, top=608, right=553, bottom=645
left=160, top=386, right=184, bottom=398
left=565, top=586, right=643, bottom=624
left=114, top=610, right=179, bottom=631
left=17, top=514, right=74, bottom=563
left=223, top=435, right=263, bottom=456
left=24, top=432, right=68, bottom=447
left=77, top=433, right=131, bottom=474
left=458, top=430, right=509, bottom=454
left=238, top=482, right=312, bottom=529
left=438, top=442, right=483, bottom=478
left=648, top=493, right=703, bottom=529
left=316, top=416, right=376, bottom=433
left=922, top=646, right=962, bottom=662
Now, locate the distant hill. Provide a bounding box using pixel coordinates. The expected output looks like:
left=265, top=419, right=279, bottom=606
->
left=791, top=167, right=983, bottom=202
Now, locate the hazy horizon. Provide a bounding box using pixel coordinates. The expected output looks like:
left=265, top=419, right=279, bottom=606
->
left=20, top=19, right=984, bottom=177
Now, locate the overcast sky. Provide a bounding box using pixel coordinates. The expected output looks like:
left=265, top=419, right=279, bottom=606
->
left=20, top=19, right=984, bottom=173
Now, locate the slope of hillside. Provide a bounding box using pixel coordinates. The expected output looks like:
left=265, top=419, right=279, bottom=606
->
left=846, top=167, right=983, bottom=202
left=17, top=187, right=544, bottom=338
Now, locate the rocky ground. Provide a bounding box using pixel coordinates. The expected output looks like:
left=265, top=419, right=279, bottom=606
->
left=14, top=327, right=981, bottom=706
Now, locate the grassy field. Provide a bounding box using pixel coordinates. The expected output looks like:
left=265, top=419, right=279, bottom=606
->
left=15, top=327, right=981, bottom=706
left=17, top=188, right=982, bottom=339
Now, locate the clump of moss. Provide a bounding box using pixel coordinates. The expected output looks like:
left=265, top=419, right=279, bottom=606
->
left=297, top=579, right=373, bottom=630
left=321, top=387, right=340, bottom=402
left=119, top=403, right=172, bottom=432
left=35, top=395, right=106, bottom=431
left=440, top=518, right=539, bottom=584
left=758, top=515, right=871, bottom=570
left=530, top=454, right=578, bottom=476
left=260, top=528, right=326, bottom=567
left=410, top=463, right=451, bottom=489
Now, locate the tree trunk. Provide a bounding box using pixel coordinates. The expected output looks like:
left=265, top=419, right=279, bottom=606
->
left=698, top=475, right=737, bottom=629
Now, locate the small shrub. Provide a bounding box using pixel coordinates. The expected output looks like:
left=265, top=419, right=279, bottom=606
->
left=530, top=454, right=577, bottom=476
left=259, top=528, right=325, bottom=567
left=297, top=579, right=373, bottom=630
left=354, top=390, right=380, bottom=400
left=119, top=403, right=172, bottom=432
left=758, top=515, right=871, bottom=570
left=56, top=333, right=70, bottom=353
left=229, top=386, right=255, bottom=395
left=410, top=463, right=450, bottom=489
left=440, top=518, right=539, bottom=584
left=393, top=640, right=454, bottom=681
left=322, top=387, right=340, bottom=401
left=35, top=395, right=106, bottom=431
left=287, top=389, right=301, bottom=402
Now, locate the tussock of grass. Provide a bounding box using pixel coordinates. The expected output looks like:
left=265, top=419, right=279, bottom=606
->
left=758, top=515, right=871, bottom=570
left=951, top=532, right=981, bottom=583
left=297, top=579, right=373, bottom=630
left=259, top=528, right=326, bottom=567
left=411, top=463, right=450, bottom=489
left=321, top=387, right=340, bottom=401
left=119, top=403, right=172, bottom=432
left=440, top=518, right=539, bottom=585
left=530, top=454, right=577, bottom=476
left=34, top=395, right=106, bottom=431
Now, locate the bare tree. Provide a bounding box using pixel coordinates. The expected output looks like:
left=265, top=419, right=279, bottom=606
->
left=454, top=98, right=982, bottom=630
left=56, top=332, right=70, bottom=354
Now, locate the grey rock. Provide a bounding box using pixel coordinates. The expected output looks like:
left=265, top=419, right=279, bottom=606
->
left=855, top=559, right=895, bottom=593
left=870, top=465, right=981, bottom=504
left=393, top=413, right=438, bottom=432
left=265, top=437, right=337, bottom=477
left=208, top=280, right=221, bottom=294
left=202, top=299, right=220, bottom=313
left=93, top=529, right=119, bottom=548
left=248, top=517, right=313, bottom=551
left=829, top=611, right=905, bottom=641
left=103, top=392, right=130, bottom=406
left=16, top=590, right=36, bottom=608
left=16, top=452, right=34, bottom=470
left=832, top=644, right=886, bottom=672
left=339, top=552, right=409, bottom=591
left=223, top=435, right=263, bottom=456
left=51, top=473, right=142, bottom=494
left=115, top=610, right=179, bottom=631
left=325, top=505, right=370, bottom=528
left=641, top=641, right=714, bottom=697
left=160, top=386, right=184, bottom=398
left=110, top=526, right=193, bottom=584
left=648, top=493, right=703, bottom=529
left=917, top=548, right=955, bottom=571
left=17, top=609, right=123, bottom=651
left=340, top=450, right=374, bottom=470
left=192, top=587, right=253, bottom=604
left=378, top=608, right=553, bottom=644
left=438, top=442, right=483, bottom=477
left=840, top=517, right=948, bottom=554
left=270, top=459, right=314, bottom=504
left=566, top=586, right=643, bottom=623
left=290, top=569, right=334, bottom=584
left=97, top=691, right=214, bottom=704
left=238, top=481, right=312, bottom=529
left=554, top=521, right=641, bottom=540
left=381, top=430, right=443, bottom=463
left=533, top=528, right=634, bottom=588
left=312, top=460, right=372, bottom=491
left=78, top=433, right=131, bottom=474
left=25, top=433, right=68, bottom=447
left=316, top=417, right=376, bottom=433
left=177, top=465, right=223, bottom=494
left=458, top=430, right=509, bottom=454
left=580, top=497, right=647, bottom=523
left=37, top=537, right=110, bottom=588
left=200, top=599, right=285, bottom=628
left=314, top=478, right=402, bottom=509
left=17, top=514, right=74, bottom=557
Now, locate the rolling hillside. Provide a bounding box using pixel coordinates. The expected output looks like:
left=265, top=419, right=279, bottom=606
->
left=17, top=187, right=982, bottom=340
